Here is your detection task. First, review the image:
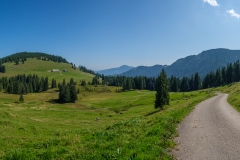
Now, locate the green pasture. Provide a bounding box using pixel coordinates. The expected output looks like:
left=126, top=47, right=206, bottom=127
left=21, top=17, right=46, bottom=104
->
left=0, top=58, right=93, bottom=83
left=0, top=85, right=215, bottom=159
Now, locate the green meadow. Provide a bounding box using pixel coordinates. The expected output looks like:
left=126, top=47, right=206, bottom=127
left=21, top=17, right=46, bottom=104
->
left=1, top=59, right=238, bottom=159
left=1, top=58, right=94, bottom=83
left=0, top=84, right=215, bottom=159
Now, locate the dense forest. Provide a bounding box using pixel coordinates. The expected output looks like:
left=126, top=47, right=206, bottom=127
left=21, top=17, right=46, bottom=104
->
left=0, top=74, right=77, bottom=103
left=92, top=60, right=240, bottom=92
left=0, top=74, right=49, bottom=94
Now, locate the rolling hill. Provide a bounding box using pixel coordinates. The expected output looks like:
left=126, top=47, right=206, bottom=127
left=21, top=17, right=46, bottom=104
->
left=121, top=48, right=240, bottom=78
left=0, top=57, right=94, bottom=82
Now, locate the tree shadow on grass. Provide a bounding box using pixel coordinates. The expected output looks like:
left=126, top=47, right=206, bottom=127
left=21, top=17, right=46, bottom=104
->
left=46, top=99, right=59, bottom=104
left=144, top=109, right=161, bottom=116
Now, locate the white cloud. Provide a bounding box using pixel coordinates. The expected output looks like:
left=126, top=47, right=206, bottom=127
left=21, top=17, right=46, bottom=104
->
left=227, top=9, right=240, bottom=19
left=203, top=0, right=219, bottom=7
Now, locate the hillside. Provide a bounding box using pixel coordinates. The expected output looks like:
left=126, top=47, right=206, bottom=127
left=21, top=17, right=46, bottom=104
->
left=121, top=48, right=240, bottom=78
left=0, top=58, right=94, bottom=82
left=166, top=48, right=240, bottom=78
left=96, top=65, right=134, bottom=76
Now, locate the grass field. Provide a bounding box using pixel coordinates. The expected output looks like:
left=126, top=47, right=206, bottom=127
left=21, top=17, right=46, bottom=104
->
left=0, top=85, right=216, bottom=159
left=2, top=58, right=236, bottom=159
left=0, top=58, right=94, bottom=83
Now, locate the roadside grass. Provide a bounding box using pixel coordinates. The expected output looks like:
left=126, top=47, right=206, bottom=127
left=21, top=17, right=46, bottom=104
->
left=219, top=82, right=240, bottom=112
left=0, top=58, right=94, bottom=83
left=0, top=87, right=215, bottom=159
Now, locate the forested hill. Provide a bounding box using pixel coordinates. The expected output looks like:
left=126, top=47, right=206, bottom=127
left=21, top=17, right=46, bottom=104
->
left=121, top=49, right=240, bottom=78
left=0, top=52, right=68, bottom=64
left=166, top=48, right=240, bottom=78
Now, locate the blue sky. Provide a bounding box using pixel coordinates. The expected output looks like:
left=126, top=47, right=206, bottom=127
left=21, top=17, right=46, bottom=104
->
left=0, top=0, right=240, bottom=70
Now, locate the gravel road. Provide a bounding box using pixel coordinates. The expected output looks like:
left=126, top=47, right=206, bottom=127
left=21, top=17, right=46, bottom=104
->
left=173, top=93, right=240, bottom=160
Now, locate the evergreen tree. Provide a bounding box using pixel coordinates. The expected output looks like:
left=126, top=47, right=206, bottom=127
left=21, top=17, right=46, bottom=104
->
left=70, top=85, right=78, bottom=102
left=63, top=85, right=71, bottom=102
left=70, top=78, right=75, bottom=86
left=51, top=78, right=57, bottom=88
left=233, top=60, right=240, bottom=82
left=194, top=72, right=201, bottom=90
left=81, top=80, right=87, bottom=86
left=19, top=94, right=24, bottom=102
left=0, top=65, right=6, bottom=73
left=180, top=77, right=189, bottom=92
left=172, top=77, right=179, bottom=92
left=215, top=69, right=222, bottom=86
left=226, top=63, right=233, bottom=84
left=154, top=69, right=169, bottom=110
left=15, top=59, right=19, bottom=65
left=43, top=77, right=48, bottom=91
left=221, top=66, right=227, bottom=85
left=0, top=82, right=3, bottom=92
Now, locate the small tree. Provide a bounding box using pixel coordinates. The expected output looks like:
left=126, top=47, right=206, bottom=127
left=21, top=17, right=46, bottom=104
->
left=154, top=69, right=169, bottom=110
left=70, top=85, right=78, bottom=102
left=19, top=94, right=24, bottom=102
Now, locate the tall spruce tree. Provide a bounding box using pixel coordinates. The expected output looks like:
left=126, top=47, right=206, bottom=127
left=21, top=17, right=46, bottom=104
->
left=154, top=69, right=169, bottom=110
left=70, top=85, right=78, bottom=102
left=194, top=72, right=201, bottom=90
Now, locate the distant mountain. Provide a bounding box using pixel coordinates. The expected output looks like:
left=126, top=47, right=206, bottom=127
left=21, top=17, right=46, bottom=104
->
left=121, top=48, right=240, bottom=78
left=96, top=65, right=134, bottom=76
left=121, top=65, right=167, bottom=77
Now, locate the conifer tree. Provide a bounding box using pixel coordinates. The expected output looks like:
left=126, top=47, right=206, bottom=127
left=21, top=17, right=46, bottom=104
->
left=43, top=77, right=48, bottom=91
left=63, top=85, right=71, bottom=102
left=194, top=72, right=201, bottom=90
left=154, top=69, right=169, bottom=110
left=70, top=85, right=78, bottom=102
left=51, top=78, right=57, bottom=88
left=19, top=94, right=24, bottom=102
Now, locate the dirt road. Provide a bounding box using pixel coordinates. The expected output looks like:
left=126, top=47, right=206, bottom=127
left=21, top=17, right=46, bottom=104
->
left=173, top=93, right=240, bottom=160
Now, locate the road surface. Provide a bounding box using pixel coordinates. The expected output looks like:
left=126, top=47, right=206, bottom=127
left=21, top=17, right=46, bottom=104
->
left=173, top=93, right=240, bottom=160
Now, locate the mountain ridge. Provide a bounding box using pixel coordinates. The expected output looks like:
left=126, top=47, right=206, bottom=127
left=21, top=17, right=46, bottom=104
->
left=96, top=65, right=134, bottom=76
left=120, top=48, right=240, bottom=78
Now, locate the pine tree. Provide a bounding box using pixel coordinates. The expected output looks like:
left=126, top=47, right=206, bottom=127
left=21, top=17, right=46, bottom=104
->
left=194, top=72, right=201, bottom=90
left=70, top=85, right=78, bottom=102
left=19, top=94, right=24, bottom=102
left=43, top=77, right=48, bottom=91
left=154, top=69, right=169, bottom=110
left=226, top=63, right=233, bottom=84
left=51, top=78, right=57, bottom=88
left=63, top=85, right=71, bottom=102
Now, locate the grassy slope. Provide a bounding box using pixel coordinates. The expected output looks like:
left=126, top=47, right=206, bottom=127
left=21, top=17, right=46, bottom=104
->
left=220, top=82, right=240, bottom=112
left=0, top=87, right=215, bottom=159
left=0, top=58, right=94, bottom=83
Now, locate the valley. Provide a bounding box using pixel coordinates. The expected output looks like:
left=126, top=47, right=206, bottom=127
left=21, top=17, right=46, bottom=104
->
left=1, top=53, right=240, bottom=159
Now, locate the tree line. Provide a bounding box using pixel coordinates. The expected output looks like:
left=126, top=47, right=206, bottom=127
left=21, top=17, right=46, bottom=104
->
left=0, top=74, right=78, bottom=103
left=202, top=60, right=240, bottom=89
left=0, top=74, right=49, bottom=94
left=91, top=60, right=240, bottom=92
left=93, top=75, right=157, bottom=91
